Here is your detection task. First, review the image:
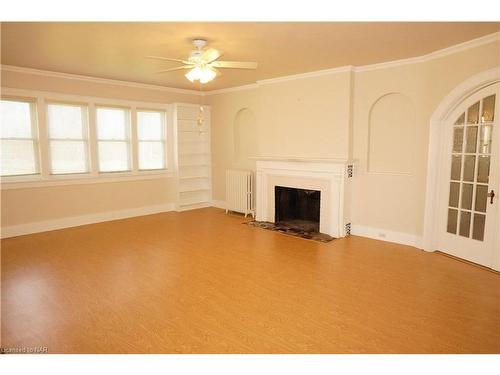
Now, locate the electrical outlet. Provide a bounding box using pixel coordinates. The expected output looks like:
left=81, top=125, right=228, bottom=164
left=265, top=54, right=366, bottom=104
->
left=378, top=232, right=386, bottom=238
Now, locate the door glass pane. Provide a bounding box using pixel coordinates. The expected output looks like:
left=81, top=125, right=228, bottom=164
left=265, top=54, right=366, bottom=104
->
left=449, top=182, right=460, bottom=207
left=451, top=155, right=462, bottom=180
left=454, top=113, right=465, bottom=125
left=465, top=126, right=478, bottom=153
left=477, top=156, right=490, bottom=183
left=461, top=183, right=473, bottom=210
left=463, top=155, right=475, bottom=182
left=475, top=185, right=488, bottom=213
left=472, top=214, right=486, bottom=241
left=479, top=125, right=493, bottom=154
left=447, top=209, right=458, bottom=234
left=453, top=127, right=464, bottom=152
left=481, top=95, right=495, bottom=123
left=467, top=102, right=479, bottom=124
left=459, top=211, right=471, bottom=237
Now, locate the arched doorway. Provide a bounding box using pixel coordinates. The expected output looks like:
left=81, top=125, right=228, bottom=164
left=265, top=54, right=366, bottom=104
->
left=423, top=68, right=500, bottom=270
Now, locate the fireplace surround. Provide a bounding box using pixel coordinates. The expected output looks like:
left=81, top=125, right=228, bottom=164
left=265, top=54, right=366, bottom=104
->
left=254, top=157, right=352, bottom=238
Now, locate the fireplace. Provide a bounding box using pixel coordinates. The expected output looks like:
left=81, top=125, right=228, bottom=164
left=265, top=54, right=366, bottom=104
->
left=255, top=157, right=351, bottom=238
left=275, top=186, right=321, bottom=232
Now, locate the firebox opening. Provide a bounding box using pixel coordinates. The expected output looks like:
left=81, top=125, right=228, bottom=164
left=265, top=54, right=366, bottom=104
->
left=274, top=186, right=321, bottom=233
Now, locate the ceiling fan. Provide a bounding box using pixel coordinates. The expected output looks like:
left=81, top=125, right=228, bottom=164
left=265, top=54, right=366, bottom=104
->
left=147, top=39, right=258, bottom=84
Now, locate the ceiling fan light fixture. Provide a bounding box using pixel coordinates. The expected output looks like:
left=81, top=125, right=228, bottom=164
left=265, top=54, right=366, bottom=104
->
left=185, top=65, right=217, bottom=84
left=185, top=66, right=201, bottom=82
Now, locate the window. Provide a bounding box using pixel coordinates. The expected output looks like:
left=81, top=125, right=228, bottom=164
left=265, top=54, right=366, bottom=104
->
left=47, top=103, right=89, bottom=174
left=96, top=107, right=131, bottom=172
left=0, top=99, right=39, bottom=176
left=137, top=110, right=166, bottom=170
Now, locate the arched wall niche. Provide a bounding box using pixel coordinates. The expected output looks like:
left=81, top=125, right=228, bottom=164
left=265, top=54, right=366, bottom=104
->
left=233, top=107, right=258, bottom=169
left=367, top=92, right=416, bottom=174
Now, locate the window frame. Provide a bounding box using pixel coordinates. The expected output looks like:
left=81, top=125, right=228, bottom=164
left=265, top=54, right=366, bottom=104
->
left=136, top=108, right=168, bottom=171
left=1, top=88, right=174, bottom=189
left=46, top=100, right=91, bottom=176
left=95, top=105, right=132, bottom=174
left=0, top=96, right=41, bottom=178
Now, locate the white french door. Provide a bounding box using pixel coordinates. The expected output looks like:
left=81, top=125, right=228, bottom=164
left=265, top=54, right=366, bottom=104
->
left=438, top=83, right=499, bottom=269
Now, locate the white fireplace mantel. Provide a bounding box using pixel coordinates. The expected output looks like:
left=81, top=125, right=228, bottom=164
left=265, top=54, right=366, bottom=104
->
left=254, top=157, right=353, bottom=238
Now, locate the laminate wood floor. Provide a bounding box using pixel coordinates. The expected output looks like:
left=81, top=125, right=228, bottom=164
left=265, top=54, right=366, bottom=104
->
left=1, top=208, right=499, bottom=353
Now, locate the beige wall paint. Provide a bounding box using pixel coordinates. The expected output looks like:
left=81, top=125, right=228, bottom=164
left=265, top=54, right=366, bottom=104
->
left=209, top=71, right=353, bottom=202
left=1, top=178, right=176, bottom=226
left=208, top=40, right=500, bottom=238
left=1, top=69, right=199, bottom=227
left=351, top=40, right=500, bottom=236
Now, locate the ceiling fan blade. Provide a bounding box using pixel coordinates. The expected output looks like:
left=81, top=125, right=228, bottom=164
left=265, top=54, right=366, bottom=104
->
left=201, top=48, right=222, bottom=63
left=211, top=61, right=258, bottom=69
left=155, top=66, right=192, bottom=73
left=147, top=55, right=190, bottom=64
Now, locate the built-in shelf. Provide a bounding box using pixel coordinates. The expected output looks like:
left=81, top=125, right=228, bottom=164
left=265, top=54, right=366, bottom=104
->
left=174, top=103, right=212, bottom=211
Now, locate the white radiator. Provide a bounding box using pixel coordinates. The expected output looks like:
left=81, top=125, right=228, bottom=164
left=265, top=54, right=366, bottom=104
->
left=225, top=169, right=254, bottom=218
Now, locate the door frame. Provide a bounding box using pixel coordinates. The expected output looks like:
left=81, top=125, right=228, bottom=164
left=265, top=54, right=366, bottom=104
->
left=422, top=67, right=500, bottom=270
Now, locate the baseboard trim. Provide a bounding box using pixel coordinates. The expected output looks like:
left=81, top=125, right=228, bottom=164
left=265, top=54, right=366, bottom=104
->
left=1, top=203, right=176, bottom=239
left=351, top=224, right=422, bottom=248
left=211, top=200, right=226, bottom=209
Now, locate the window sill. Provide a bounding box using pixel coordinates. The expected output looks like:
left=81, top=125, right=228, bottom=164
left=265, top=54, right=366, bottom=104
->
left=1, top=171, right=175, bottom=190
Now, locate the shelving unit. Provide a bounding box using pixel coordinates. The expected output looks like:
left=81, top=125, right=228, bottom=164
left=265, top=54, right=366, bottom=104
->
left=174, top=103, right=212, bottom=211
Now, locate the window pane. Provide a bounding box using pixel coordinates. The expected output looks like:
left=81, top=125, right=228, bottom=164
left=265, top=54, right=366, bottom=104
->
left=479, top=125, right=493, bottom=154
left=139, top=141, right=165, bottom=170
left=463, top=155, right=475, bottom=182
left=447, top=209, right=458, bottom=234
left=477, top=156, right=490, bottom=183
left=448, top=182, right=459, bottom=207
left=451, top=155, right=461, bottom=180
left=0, top=139, right=37, bottom=176
left=137, top=111, right=164, bottom=140
left=461, top=183, right=473, bottom=210
left=48, top=104, right=85, bottom=139
left=98, top=141, right=129, bottom=172
left=50, top=140, right=87, bottom=174
left=475, top=185, right=488, bottom=213
left=452, top=127, right=464, bottom=152
left=459, top=211, right=471, bottom=237
left=467, top=101, right=479, bottom=124
left=465, top=126, right=478, bottom=153
left=481, top=95, right=495, bottom=123
left=472, top=214, right=486, bottom=241
left=96, top=108, right=128, bottom=140
left=454, top=113, right=465, bottom=126
left=0, top=100, right=33, bottom=138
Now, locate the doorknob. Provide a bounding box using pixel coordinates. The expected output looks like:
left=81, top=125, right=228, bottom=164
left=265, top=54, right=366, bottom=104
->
left=488, top=190, right=495, bottom=204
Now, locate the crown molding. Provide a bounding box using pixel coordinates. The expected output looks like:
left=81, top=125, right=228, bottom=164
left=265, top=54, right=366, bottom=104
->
left=355, top=31, right=500, bottom=73
left=204, top=83, right=259, bottom=96
left=256, top=65, right=354, bottom=86
left=2, top=31, right=499, bottom=95
left=0, top=65, right=202, bottom=96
